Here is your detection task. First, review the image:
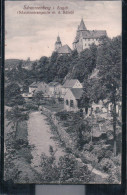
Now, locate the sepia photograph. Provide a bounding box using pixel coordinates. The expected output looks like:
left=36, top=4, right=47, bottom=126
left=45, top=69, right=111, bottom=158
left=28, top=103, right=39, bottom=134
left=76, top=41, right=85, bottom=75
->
left=4, top=1, right=122, bottom=184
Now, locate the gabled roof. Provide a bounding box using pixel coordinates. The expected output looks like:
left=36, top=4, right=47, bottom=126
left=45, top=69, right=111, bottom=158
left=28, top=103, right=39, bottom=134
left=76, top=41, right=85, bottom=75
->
left=73, top=30, right=107, bottom=43
left=29, top=82, right=40, bottom=87
left=63, top=79, right=79, bottom=88
left=70, top=88, right=83, bottom=99
left=49, top=82, right=60, bottom=87
left=57, top=44, right=72, bottom=54
left=89, top=68, right=99, bottom=79
left=29, top=81, right=47, bottom=87
left=78, top=19, right=87, bottom=31
left=82, top=30, right=107, bottom=39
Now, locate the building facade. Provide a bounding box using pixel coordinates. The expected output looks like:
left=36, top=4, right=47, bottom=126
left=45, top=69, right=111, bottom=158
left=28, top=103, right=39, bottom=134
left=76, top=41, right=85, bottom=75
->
left=73, top=18, right=107, bottom=53
left=61, top=79, right=83, bottom=98
left=48, top=82, right=62, bottom=98
left=64, top=88, right=83, bottom=112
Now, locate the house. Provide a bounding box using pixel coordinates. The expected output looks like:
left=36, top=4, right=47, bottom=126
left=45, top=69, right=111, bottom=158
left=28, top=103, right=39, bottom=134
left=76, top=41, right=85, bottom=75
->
left=22, top=92, right=33, bottom=100
left=91, top=101, right=107, bottom=114
left=107, top=101, right=121, bottom=117
left=29, top=82, right=39, bottom=94
left=73, top=18, right=107, bottom=53
left=36, top=82, right=49, bottom=96
left=48, top=82, right=62, bottom=98
left=91, top=100, right=121, bottom=118
left=29, top=81, right=49, bottom=96
left=61, top=79, right=83, bottom=98
left=64, top=88, right=83, bottom=112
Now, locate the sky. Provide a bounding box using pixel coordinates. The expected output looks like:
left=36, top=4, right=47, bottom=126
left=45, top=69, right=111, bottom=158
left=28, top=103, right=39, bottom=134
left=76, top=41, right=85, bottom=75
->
left=5, top=1, right=121, bottom=60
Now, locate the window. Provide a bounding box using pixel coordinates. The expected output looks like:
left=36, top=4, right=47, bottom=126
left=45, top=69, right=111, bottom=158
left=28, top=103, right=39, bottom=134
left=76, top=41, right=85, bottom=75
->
left=70, top=100, right=74, bottom=107
left=66, top=100, right=69, bottom=105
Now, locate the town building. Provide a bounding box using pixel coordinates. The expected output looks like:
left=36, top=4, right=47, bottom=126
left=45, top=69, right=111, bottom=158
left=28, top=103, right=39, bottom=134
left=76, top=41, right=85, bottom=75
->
left=29, top=81, right=49, bottom=96
left=48, top=82, right=62, bottom=98
left=29, top=82, right=39, bottom=94
left=61, top=79, right=83, bottom=98
left=73, top=18, right=107, bottom=53
left=64, top=88, right=83, bottom=112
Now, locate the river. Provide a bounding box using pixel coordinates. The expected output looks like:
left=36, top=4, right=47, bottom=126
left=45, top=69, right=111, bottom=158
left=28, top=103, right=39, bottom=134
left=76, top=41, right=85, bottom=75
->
left=27, top=111, right=65, bottom=172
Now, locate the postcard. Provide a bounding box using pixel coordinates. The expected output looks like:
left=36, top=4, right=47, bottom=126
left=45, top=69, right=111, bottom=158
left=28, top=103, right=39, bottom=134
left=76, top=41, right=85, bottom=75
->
left=4, top=1, right=122, bottom=184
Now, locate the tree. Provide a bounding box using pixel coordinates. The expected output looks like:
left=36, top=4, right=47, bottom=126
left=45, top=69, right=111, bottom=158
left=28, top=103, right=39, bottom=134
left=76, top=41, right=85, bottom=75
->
left=97, top=36, right=122, bottom=156
left=6, top=106, right=29, bottom=137
left=58, top=154, right=77, bottom=182
left=5, top=83, right=25, bottom=106
left=33, top=91, right=44, bottom=108
left=40, top=153, right=59, bottom=182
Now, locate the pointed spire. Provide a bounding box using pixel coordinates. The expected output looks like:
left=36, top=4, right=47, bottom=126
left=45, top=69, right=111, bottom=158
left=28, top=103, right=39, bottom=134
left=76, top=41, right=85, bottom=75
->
left=56, top=35, right=61, bottom=43
left=78, top=18, right=87, bottom=31
left=55, top=34, right=62, bottom=51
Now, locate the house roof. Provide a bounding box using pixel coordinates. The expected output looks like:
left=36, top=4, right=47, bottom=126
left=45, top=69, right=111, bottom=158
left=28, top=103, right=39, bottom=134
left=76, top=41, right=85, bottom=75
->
left=63, top=79, right=79, bottom=88
left=29, top=81, right=40, bottom=87
left=57, top=44, right=72, bottom=54
left=70, top=88, right=83, bottom=99
left=49, top=82, right=60, bottom=87
left=29, top=81, right=47, bottom=87
left=89, top=68, right=99, bottom=79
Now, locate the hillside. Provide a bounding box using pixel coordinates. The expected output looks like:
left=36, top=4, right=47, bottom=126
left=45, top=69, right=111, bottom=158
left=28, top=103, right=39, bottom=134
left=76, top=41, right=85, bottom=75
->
left=5, top=59, right=34, bottom=70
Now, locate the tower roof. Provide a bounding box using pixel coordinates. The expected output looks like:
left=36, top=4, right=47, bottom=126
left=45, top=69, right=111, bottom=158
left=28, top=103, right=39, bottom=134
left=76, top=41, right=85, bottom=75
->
left=78, top=18, right=87, bottom=31
left=56, top=35, right=61, bottom=43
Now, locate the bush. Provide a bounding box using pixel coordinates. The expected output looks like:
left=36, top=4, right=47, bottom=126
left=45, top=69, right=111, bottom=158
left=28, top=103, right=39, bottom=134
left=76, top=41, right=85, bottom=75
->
left=100, top=158, right=114, bottom=173
left=25, top=102, right=38, bottom=110
left=55, top=111, right=69, bottom=121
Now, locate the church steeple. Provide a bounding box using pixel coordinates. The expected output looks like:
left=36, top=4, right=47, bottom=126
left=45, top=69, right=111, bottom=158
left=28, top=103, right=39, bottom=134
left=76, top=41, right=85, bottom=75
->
left=78, top=18, right=87, bottom=31
left=55, top=35, right=62, bottom=51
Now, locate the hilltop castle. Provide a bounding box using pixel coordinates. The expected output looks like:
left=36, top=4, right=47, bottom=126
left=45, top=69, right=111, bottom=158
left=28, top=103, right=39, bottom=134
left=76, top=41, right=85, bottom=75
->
left=55, top=18, right=107, bottom=54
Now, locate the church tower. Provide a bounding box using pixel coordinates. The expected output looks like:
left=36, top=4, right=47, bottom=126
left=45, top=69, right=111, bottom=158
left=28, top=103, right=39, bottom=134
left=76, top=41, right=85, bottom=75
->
left=55, top=35, right=62, bottom=51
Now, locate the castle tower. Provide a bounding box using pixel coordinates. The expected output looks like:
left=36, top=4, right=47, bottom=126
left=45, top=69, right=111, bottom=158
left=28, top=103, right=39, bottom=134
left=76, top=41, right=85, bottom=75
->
left=73, top=19, right=87, bottom=50
left=78, top=18, right=87, bottom=31
left=55, top=35, right=62, bottom=51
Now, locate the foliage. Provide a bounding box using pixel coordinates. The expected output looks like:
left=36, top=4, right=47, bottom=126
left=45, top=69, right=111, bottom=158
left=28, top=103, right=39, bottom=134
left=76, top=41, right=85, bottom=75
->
left=40, top=153, right=59, bottom=182
left=5, top=83, right=25, bottom=106
left=33, top=91, right=44, bottom=108
left=6, top=106, right=29, bottom=136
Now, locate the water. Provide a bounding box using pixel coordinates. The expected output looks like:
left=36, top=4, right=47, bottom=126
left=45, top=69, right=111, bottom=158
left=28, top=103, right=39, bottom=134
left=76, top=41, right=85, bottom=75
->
left=27, top=111, right=64, bottom=172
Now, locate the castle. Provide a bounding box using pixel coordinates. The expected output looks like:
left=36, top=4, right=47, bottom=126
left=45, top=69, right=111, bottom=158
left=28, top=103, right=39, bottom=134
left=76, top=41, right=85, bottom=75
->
left=55, top=18, right=107, bottom=54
